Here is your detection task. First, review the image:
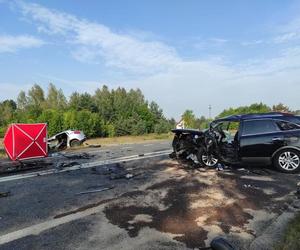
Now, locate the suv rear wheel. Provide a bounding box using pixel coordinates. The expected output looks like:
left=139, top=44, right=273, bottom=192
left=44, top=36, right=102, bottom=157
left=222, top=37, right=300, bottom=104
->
left=274, top=148, right=300, bottom=173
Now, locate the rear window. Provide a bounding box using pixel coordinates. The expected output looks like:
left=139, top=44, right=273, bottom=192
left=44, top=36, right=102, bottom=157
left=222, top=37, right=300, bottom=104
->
left=276, top=121, right=300, bottom=131
left=242, top=119, right=279, bottom=135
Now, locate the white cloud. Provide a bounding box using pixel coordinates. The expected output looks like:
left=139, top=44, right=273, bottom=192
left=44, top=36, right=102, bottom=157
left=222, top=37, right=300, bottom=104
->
left=0, top=34, right=44, bottom=53
left=9, top=1, right=300, bottom=118
left=17, top=1, right=179, bottom=74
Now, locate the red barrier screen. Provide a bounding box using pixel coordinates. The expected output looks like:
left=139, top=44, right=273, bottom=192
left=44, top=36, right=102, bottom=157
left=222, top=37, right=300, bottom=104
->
left=3, top=123, right=47, bottom=161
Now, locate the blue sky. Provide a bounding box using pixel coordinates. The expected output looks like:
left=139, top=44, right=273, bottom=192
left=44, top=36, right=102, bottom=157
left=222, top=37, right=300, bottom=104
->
left=1, top=0, right=300, bottom=119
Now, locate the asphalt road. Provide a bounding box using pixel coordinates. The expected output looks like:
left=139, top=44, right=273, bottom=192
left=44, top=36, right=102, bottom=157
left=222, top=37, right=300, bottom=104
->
left=0, top=140, right=299, bottom=250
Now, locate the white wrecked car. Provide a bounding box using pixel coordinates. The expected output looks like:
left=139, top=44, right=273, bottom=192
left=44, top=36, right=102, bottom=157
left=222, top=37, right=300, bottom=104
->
left=48, top=130, right=86, bottom=150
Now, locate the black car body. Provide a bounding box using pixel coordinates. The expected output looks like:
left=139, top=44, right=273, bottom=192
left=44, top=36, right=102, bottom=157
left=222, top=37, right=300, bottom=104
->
left=172, top=112, right=300, bottom=173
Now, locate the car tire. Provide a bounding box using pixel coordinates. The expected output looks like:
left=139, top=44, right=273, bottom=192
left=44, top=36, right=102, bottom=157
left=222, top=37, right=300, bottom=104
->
left=273, top=148, right=300, bottom=173
left=196, top=148, right=219, bottom=167
left=70, top=139, right=81, bottom=147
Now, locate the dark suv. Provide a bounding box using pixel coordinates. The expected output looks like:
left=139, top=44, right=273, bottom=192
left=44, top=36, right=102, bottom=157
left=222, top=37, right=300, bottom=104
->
left=172, top=112, right=300, bottom=173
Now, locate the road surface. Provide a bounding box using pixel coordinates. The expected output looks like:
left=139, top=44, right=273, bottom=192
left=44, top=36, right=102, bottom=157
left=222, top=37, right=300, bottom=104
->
left=0, top=140, right=299, bottom=250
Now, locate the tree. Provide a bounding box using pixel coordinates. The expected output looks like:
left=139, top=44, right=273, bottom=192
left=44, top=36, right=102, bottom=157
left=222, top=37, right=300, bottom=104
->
left=272, top=103, right=290, bottom=112
left=182, top=110, right=196, bottom=128
left=94, top=85, right=114, bottom=122
left=0, top=100, right=17, bottom=126
left=69, top=92, right=97, bottom=112
left=28, top=84, right=45, bottom=107
left=17, top=91, right=28, bottom=110
left=217, top=103, right=271, bottom=118
left=46, top=83, right=67, bottom=110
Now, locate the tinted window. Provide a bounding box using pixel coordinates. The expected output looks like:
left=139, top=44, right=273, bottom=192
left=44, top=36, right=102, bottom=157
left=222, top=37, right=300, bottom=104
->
left=242, top=120, right=278, bottom=135
left=276, top=121, right=300, bottom=131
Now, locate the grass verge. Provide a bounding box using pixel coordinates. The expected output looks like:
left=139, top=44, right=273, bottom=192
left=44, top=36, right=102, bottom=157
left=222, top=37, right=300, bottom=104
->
left=275, top=212, right=300, bottom=250
left=84, top=133, right=172, bottom=146
left=0, top=133, right=173, bottom=159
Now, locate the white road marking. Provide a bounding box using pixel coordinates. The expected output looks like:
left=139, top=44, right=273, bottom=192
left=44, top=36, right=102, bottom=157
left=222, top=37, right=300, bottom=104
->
left=143, top=144, right=153, bottom=146
left=0, top=150, right=172, bottom=183
left=122, top=146, right=133, bottom=149
left=0, top=201, right=108, bottom=245
left=0, top=149, right=173, bottom=245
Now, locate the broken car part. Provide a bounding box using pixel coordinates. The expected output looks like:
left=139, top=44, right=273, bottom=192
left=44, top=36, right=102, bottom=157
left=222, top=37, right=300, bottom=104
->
left=76, top=186, right=114, bottom=195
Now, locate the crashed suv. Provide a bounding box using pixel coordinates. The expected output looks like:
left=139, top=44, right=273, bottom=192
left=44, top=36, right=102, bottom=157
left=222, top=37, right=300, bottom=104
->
left=172, top=112, right=300, bottom=173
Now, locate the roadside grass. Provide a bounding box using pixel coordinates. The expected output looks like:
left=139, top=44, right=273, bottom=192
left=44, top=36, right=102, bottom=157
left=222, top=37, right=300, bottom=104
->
left=0, top=133, right=173, bottom=159
left=0, top=148, right=6, bottom=158
left=275, top=212, right=300, bottom=250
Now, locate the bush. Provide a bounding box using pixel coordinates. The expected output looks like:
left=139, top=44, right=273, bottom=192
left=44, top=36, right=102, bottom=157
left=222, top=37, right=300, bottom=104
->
left=63, top=110, right=103, bottom=137
left=154, top=119, right=171, bottom=134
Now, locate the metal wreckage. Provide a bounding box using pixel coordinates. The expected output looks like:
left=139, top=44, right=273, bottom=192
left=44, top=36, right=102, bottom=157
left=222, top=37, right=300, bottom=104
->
left=170, top=112, right=300, bottom=173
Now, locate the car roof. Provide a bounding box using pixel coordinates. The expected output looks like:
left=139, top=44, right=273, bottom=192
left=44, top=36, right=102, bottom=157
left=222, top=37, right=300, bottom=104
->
left=215, top=112, right=297, bottom=122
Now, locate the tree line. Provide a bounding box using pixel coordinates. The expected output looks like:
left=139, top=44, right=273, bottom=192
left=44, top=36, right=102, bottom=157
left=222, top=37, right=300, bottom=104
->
left=181, top=102, right=299, bottom=129
left=1, top=84, right=298, bottom=137
left=0, top=84, right=175, bottom=137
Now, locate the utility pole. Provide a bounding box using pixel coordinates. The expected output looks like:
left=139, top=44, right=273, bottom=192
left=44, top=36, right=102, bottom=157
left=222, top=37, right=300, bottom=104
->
left=208, top=104, right=212, bottom=119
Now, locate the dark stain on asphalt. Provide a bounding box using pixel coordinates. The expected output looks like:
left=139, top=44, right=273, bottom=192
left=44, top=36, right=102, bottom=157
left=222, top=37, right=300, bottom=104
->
left=54, top=198, right=116, bottom=219
left=104, top=178, right=210, bottom=248
left=103, top=161, right=299, bottom=248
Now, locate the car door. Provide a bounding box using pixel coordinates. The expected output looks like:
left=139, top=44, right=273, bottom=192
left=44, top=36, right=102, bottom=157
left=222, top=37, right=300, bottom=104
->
left=239, top=119, right=285, bottom=162
left=275, top=120, right=300, bottom=149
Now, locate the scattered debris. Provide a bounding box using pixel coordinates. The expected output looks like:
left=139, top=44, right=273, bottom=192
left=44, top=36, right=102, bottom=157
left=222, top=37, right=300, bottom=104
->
left=61, top=152, right=94, bottom=160
left=186, top=154, right=199, bottom=164
left=210, top=236, right=235, bottom=250
left=109, top=172, right=141, bottom=180
left=138, top=154, right=145, bottom=157
left=296, top=183, right=300, bottom=198
left=76, top=186, right=114, bottom=195
left=216, top=163, right=224, bottom=171
left=0, top=191, right=11, bottom=198
left=86, top=144, right=101, bottom=148
left=90, top=163, right=140, bottom=180
left=55, top=161, right=80, bottom=169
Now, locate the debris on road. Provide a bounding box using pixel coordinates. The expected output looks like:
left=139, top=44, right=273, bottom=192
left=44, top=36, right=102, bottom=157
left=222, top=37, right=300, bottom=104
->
left=0, top=191, right=11, bottom=198
left=216, top=163, right=224, bottom=171
left=55, top=161, right=80, bottom=170
left=296, top=183, right=300, bottom=198
left=60, top=152, right=94, bottom=160
left=76, top=186, right=114, bottom=195
left=91, top=163, right=141, bottom=180
left=109, top=172, right=141, bottom=180
left=210, top=236, right=235, bottom=250
left=186, top=153, right=199, bottom=164
left=86, top=143, right=101, bottom=148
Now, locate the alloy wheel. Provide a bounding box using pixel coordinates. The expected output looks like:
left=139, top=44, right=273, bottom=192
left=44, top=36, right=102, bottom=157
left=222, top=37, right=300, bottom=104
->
left=201, top=154, right=218, bottom=167
left=278, top=151, right=300, bottom=171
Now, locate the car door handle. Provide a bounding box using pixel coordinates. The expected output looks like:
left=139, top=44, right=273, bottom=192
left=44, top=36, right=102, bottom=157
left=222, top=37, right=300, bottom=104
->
left=272, top=137, right=284, bottom=142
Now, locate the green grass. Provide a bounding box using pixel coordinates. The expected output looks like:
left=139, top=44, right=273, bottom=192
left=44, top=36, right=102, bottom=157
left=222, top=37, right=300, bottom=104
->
left=275, top=212, right=300, bottom=250
left=0, top=148, right=6, bottom=158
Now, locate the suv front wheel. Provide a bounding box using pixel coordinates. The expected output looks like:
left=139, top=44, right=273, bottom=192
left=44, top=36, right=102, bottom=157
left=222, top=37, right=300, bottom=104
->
left=273, top=148, right=300, bottom=173
left=197, top=148, right=219, bottom=167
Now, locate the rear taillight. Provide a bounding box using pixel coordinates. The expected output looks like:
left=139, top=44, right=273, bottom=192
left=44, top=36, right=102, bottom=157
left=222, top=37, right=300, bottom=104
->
left=73, top=130, right=81, bottom=134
